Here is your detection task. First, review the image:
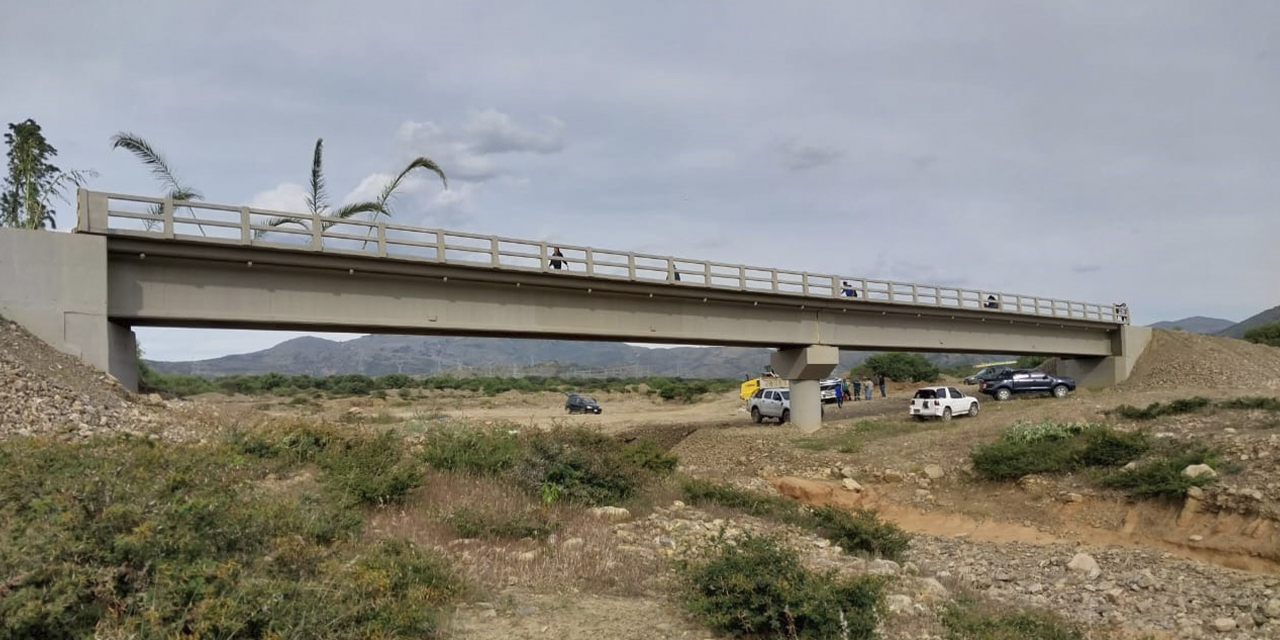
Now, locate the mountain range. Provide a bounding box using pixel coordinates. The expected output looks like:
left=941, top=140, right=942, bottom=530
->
left=1146, top=304, right=1279, bottom=339
left=147, top=334, right=1002, bottom=379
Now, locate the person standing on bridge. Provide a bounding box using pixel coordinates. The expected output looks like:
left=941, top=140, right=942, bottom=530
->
left=877, top=373, right=887, bottom=398
left=550, top=247, right=565, bottom=270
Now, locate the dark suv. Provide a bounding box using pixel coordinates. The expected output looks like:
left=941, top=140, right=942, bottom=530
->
left=565, top=393, right=603, bottom=414
left=978, top=369, right=1076, bottom=401
left=964, top=366, right=1013, bottom=386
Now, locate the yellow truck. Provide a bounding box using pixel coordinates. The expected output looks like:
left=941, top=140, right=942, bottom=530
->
left=740, top=373, right=788, bottom=401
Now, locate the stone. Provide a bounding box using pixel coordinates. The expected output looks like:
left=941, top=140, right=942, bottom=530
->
left=589, top=506, right=632, bottom=522
left=1187, top=486, right=1205, bottom=499
left=1263, top=598, right=1280, bottom=618
left=841, top=478, right=863, bottom=492
left=885, top=595, right=913, bottom=614
left=868, top=559, right=901, bottom=575
left=655, top=536, right=676, bottom=549
left=1182, top=464, right=1218, bottom=479
left=882, top=469, right=905, bottom=483
left=1209, top=617, right=1236, bottom=632
left=1189, top=534, right=1204, bottom=542
left=923, top=464, right=945, bottom=479
left=1067, top=553, right=1101, bottom=579
left=1061, top=492, right=1084, bottom=503
left=916, top=578, right=949, bottom=602
left=840, top=465, right=858, bottom=479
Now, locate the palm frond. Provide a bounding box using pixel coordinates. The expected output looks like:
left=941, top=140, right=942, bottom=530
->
left=306, top=138, right=328, bottom=216
left=110, top=132, right=202, bottom=199
left=376, top=156, right=447, bottom=212
left=331, top=201, right=386, bottom=220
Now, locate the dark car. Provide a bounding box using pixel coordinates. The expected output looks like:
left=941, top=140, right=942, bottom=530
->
left=565, top=393, right=603, bottom=414
left=978, top=369, right=1076, bottom=401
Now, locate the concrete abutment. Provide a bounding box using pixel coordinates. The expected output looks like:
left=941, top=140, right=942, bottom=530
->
left=1058, top=325, right=1152, bottom=389
left=771, top=345, right=839, bottom=433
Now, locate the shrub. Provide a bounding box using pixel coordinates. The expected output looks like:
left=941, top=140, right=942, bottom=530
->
left=1108, top=396, right=1211, bottom=420
left=680, top=534, right=885, bottom=640
left=941, top=596, right=1088, bottom=640
left=318, top=430, right=424, bottom=506
left=621, top=438, right=679, bottom=476
left=809, top=505, right=912, bottom=562
left=1218, top=396, right=1280, bottom=412
left=0, top=436, right=456, bottom=640
left=230, top=422, right=343, bottom=464
left=1243, top=320, right=1280, bottom=347
left=420, top=424, right=523, bottom=475
left=680, top=477, right=803, bottom=523
left=513, top=429, right=647, bottom=505
left=861, top=352, right=940, bottom=383
left=1100, top=446, right=1223, bottom=499
left=447, top=506, right=559, bottom=539
left=971, top=422, right=1146, bottom=480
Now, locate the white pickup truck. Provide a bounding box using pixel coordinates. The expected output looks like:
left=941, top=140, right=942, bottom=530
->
left=909, top=386, right=980, bottom=422
left=748, top=387, right=791, bottom=424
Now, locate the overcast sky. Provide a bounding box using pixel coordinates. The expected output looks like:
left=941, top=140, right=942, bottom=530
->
left=4, top=1, right=1278, bottom=361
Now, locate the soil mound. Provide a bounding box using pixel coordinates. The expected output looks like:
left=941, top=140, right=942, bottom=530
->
left=1123, top=329, right=1280, bottom=391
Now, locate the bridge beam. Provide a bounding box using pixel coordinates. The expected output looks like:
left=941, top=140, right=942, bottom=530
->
left=0, top=229, right=139, bottom=391
left=770, top=345, right=839, bottom=433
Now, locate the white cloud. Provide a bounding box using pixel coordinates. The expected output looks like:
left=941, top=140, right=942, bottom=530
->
left=248, top=183, right=309, bottom=213
left=463, top=108, right=565, bottom=154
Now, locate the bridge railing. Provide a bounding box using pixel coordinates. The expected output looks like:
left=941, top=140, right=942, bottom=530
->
left=77, top=190, right=1129, bottom=325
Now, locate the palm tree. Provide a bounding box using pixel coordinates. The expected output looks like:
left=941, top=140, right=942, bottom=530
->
left=270, top=138, right=447, bottom=245
left=110, top=132, right=205, bottom=234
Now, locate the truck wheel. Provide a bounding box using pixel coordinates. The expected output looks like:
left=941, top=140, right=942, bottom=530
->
left=968, top=403, right=980, bottom=417
left=751, top=407, right=762, bottom=424
left=995, top=388, right=1012, bottom=401
left=1052, top=385, right=1069, bottom=398
left=942, top=407, right=952, bottom=422
left=780, top=409, right=790, bottom=424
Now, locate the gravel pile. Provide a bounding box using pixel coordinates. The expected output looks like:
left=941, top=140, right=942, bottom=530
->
left=0, top=319, right=188, bottom=440
left=1124, top=330, right=1280, bottom=392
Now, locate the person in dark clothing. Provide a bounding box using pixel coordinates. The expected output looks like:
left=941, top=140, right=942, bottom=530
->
left=877, top=373, right=887, bottom=398
left=550, top=247, right=565, bottom=270
left=841, top=281, right=855, bottom=297
left=852, top=378, right=861, bottom=401
left=984, top=295, right=998, bottom=309
left=835, top=381, right=844, bottom=409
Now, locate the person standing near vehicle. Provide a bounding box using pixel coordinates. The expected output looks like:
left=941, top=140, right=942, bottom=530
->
left=877, top=373, right=887, bottom=398
left=863, top=376, right=873, bottom=401
left=835, top=381, right=844, bottom=409
left=852, top=377, right=861, bottom=401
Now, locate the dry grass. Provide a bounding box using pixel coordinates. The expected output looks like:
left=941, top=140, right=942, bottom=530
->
left=368, top=470, right=669, bottom=597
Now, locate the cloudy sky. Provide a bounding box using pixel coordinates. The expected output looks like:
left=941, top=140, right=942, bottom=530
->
left=4, top=1, right=1278, bottom=361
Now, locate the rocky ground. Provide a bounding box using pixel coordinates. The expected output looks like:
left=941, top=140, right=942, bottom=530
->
left=4, top=320, right=1280, bottom=639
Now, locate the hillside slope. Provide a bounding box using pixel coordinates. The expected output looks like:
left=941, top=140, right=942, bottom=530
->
left=1122, top=329, right=1280, bottom=391
left=1147, top=316, right=1236, bottom=334
left=1217, top=304, right=1280, bottom=338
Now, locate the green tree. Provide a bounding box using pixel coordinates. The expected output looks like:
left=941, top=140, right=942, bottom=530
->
left=110, top=132, right=205, bottom=233
left=1243, top=321, right=1280, bottom=348
left=860, top=352, right=939, bottom=383
left=271, top=138, right=447, bottom=238
left=1, top=119, right=94, bottom=229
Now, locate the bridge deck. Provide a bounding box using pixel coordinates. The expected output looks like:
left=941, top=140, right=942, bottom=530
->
left=76, top=189, right=1129, bottom=326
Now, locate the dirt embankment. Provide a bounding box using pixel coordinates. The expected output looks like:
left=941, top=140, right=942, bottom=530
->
left=1123, top=329, right=1280, bottom=392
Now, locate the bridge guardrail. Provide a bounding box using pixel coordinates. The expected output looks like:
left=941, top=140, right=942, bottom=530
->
left=76, top=190, right=1129, bottom=325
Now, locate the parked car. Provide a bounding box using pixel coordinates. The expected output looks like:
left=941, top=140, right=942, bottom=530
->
left=910, top=386, right=980, bottom=421
left=963, top=366, right=1013, bottom=386
left=748, top=387, right=791, bottom=424
left=819, top=377, right=844, bottom=404
left=978, top=370, right=1076, bottom=401
left=565, top=393, right=602, bottom=414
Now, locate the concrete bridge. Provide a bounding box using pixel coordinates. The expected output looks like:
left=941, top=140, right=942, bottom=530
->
left=0, top=189, right=1149, bottom=431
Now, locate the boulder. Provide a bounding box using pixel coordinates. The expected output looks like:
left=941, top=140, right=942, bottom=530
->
left=1067, top=553, right=1101, bottom=579
left=588, top=506, right=632, bottom=522
left=841, top=478, right=863, bottom=492
left=1182, top=464, right=1217, bottom=479
left=922, top=464, right=945, bottom=480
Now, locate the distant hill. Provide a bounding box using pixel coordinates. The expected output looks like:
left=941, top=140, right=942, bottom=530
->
left=1217, top=304, right=1280, bottom=339
left=146, top=334, right=1005, bottom=379
left=1147, top=316, right=1236, bottom=334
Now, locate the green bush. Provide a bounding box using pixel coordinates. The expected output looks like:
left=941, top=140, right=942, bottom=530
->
left=809, top=505, right=912, bottom=562
left=1108, top=396, right=1211, bottom=420
left=420, top=424, right=524, bottom=475
left=971, top=422, right=1147, bottom=480
left=680, top=534, right=885, bottom=640
left=447, top=506, right=559, bottom=539
left=621, top=438, right=679, bottom=476
left=1243, top=320, right=1280, bottom=347
left=0, top=436, right=456, bottom=640
left=680, top=477, right=804, bottom=523
left=513, top=429, right=647, bottom=505
left=1100, top=446, right=1223, bottom=499
left=318, top=430, right=424, bottom=506
left=1218, top=396, right=1280, bottom=411
left=941, top=596, right=1088, bottom=640
left=861, top=352, right=940, bottom=383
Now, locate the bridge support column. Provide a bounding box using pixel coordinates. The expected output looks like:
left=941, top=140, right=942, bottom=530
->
left=1057, top=325, right=1152, bottom=389
left=0, top=228, right=139, bottom=391
left=771, top=345, right=838, bottom=433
